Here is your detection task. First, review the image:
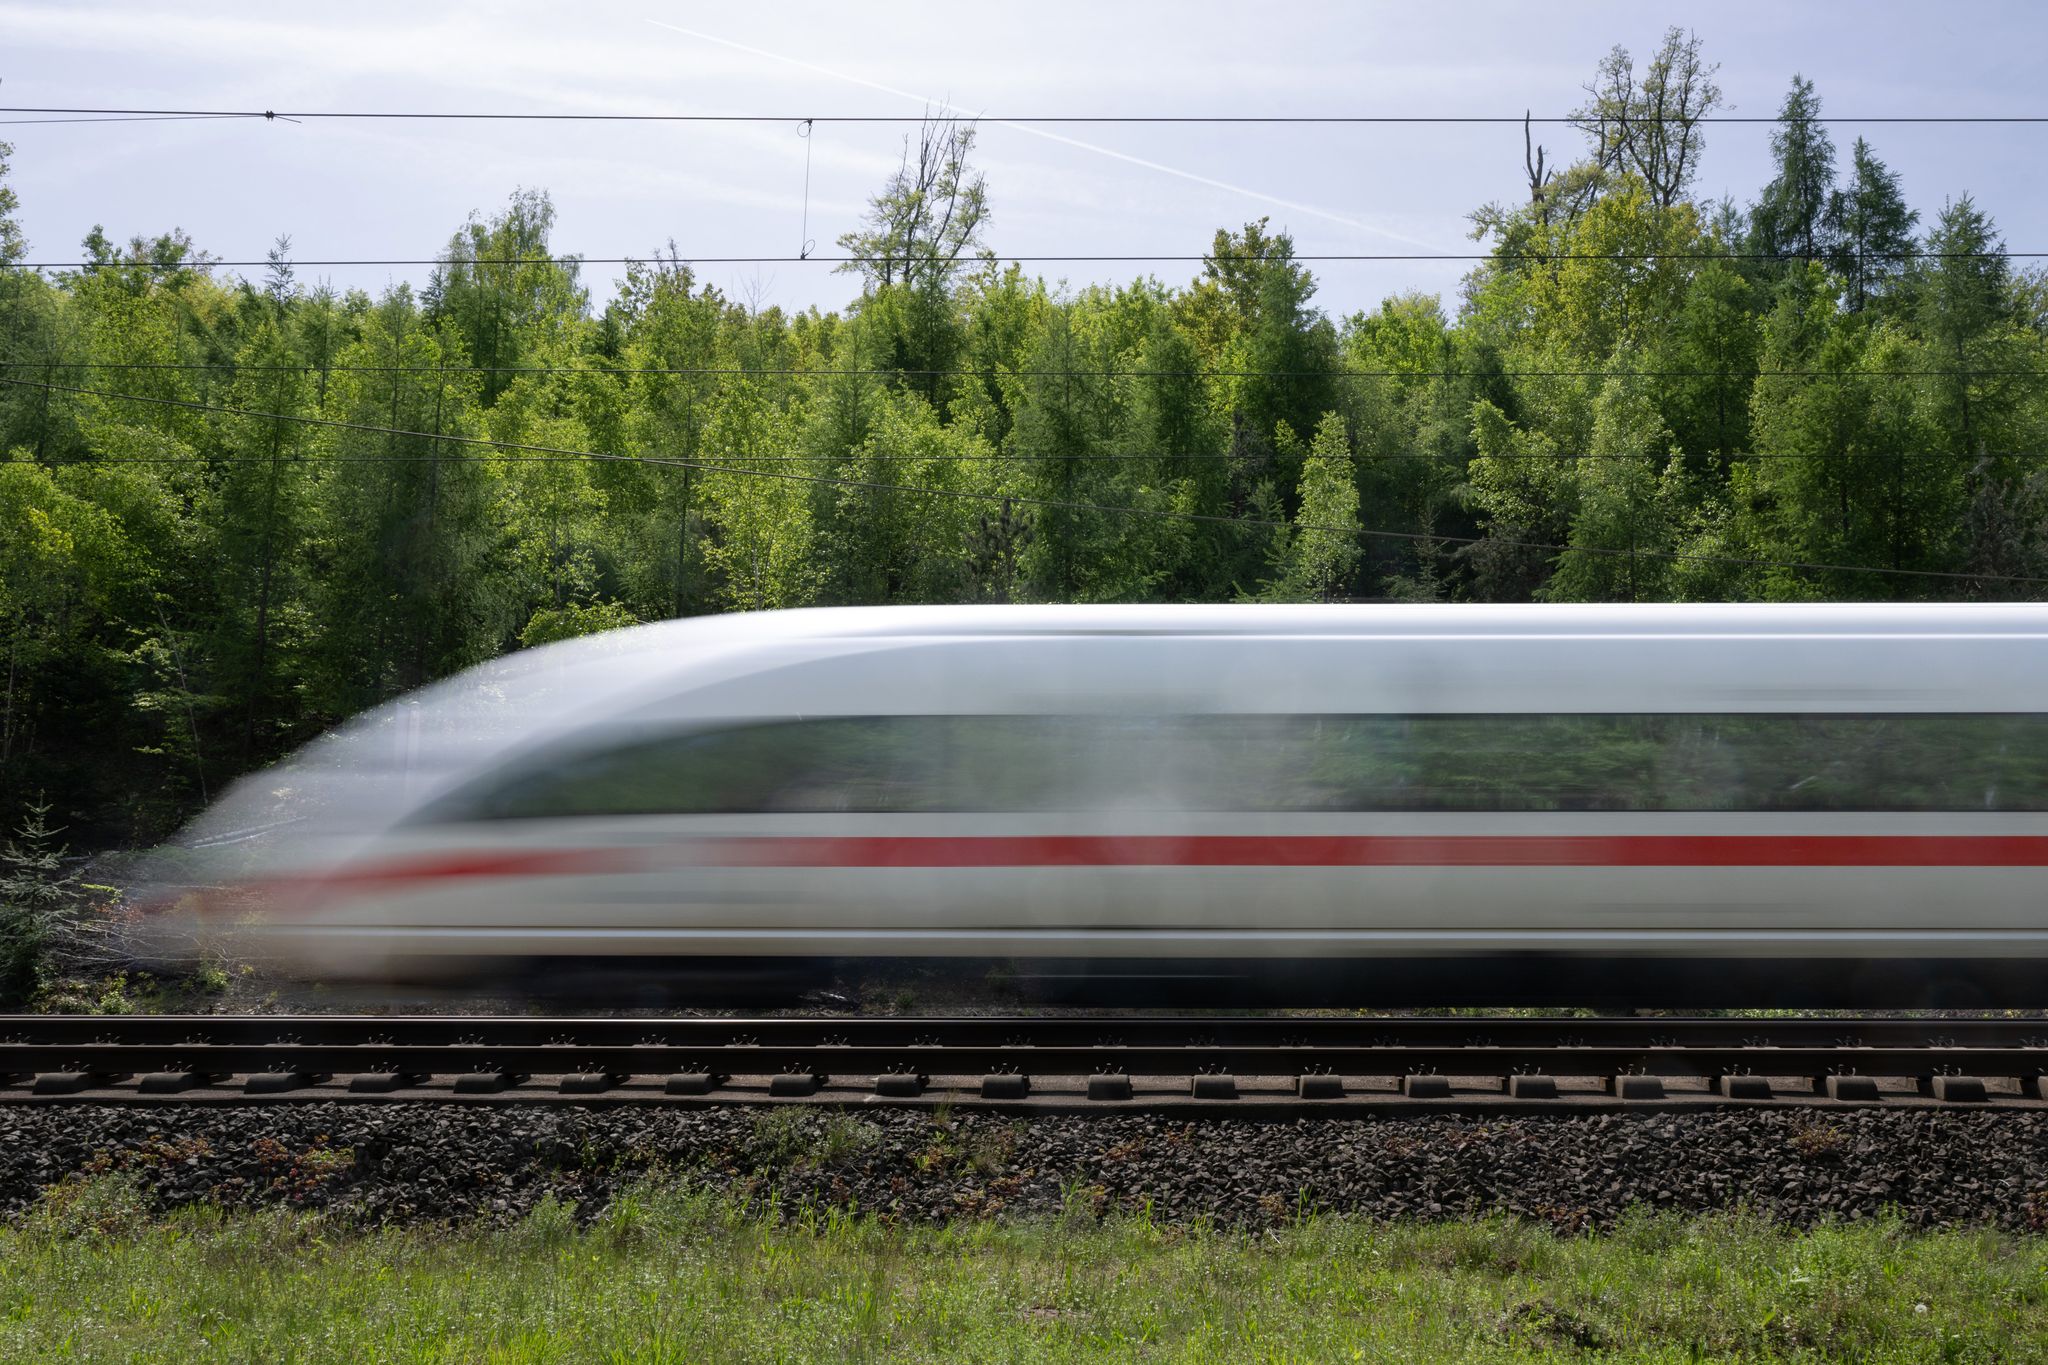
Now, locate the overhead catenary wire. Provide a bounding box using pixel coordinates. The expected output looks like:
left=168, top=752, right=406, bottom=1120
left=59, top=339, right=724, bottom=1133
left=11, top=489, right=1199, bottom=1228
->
left=4, top=249, right=2037, bottom=269
left=67, top=449, right=2048, bottom=466
left=5, top=105, right=2047, bottom=125
left=6, top=358, right=2043, bottom=382
left=0, top=113, right=266, bottom=126
left=8, top=374, right=2045, bottom=589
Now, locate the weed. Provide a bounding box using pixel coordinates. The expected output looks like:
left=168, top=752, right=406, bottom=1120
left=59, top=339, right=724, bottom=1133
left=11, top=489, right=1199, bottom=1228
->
left=1499, top=1297, right=1606, bottom=1351
left=26, top=1172, right=151, bottom=1238
left=0, top=1190, right=2044, bottom=1361
left=1789, top=1120, right=1849, bottom=1159
left=745, top=1110, right=879, bottom=1170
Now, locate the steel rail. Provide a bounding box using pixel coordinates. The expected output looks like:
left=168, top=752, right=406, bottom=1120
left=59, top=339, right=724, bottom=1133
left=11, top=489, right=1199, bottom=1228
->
left=1, top=1015, right=2045, bottom=1109
left=4, top=1042, right=2047, bottom=1075
left=6, top=1015, right=2048, bottom=1047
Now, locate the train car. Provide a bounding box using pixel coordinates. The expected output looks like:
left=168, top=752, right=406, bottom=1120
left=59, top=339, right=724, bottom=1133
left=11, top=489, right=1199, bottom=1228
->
left=159, top=603, right=2048, bottom=1006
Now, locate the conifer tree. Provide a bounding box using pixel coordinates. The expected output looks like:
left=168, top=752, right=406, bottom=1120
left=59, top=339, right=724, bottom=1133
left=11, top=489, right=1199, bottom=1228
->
left=1825, top=138, right=1919, bottom=311
left=1750, top=76, right=1837, bottom=264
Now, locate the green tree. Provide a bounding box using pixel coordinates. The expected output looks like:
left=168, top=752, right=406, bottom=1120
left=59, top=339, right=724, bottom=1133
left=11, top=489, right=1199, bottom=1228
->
left=426, top=189, right=588, bottom=404
left=1259, top=412, right=1362, bottom=601
left=1749, top=76, right=1837, bottom=264
left=1825, top=137, right=1919, bottom=312
left=1570, top=28, right=1723, bottom=211
left=307, top=295, right=505, bottom=711
left=1913, top=196, right=2013, bottom=456
left=205, top=323, right=317, bottom=763
left=0, top=797, right=79, bottom=1005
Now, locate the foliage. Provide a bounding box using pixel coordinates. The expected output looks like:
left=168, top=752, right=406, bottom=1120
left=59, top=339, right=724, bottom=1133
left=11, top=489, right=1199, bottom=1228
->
left=3, top=1187, right=2048, bottom=1361
left=0, top=40, right=2045, bottom=845
left=0, top=796, right=78, bottom=1002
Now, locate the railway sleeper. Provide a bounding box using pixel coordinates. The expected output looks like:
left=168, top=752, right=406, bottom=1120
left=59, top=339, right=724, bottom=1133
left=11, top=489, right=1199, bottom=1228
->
left=980, top=1074, right=1029, bottom=1100
left=347, top=1072, right=429, bottom=1094
left=1086, top=1074, right=1134, bottom=1101
left=453, top=1072, right=529, bottom=1095
left=1823, top=1075, right=1882, bottom=1102
left=137, top=1071, right=229, bottom=1094
left=31, top=1072, right=129, bottom=1094
left=245, top=1071, right=328, bottom=1094
left=1925, top=1075, right=1990, bottom=1103
left=664, top=1073, right=721, bottom=1095
left=872, top=1072, right=925, bottom=1098
left=558, top=1072, right=627, bottom=1095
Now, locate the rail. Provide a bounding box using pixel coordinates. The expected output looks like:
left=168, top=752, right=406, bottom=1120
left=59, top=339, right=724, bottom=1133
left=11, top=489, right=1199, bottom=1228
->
left=3, top=1014, right=2045, bottom=1110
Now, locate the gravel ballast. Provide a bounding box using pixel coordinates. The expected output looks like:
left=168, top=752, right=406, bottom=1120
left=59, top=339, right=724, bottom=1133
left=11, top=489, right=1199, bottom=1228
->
left=2, top=1104, right=2044, bottom=1232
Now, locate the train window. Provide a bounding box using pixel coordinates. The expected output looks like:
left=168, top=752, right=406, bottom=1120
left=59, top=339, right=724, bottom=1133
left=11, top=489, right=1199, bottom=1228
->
left=412, top=713, right=2048, bottom=820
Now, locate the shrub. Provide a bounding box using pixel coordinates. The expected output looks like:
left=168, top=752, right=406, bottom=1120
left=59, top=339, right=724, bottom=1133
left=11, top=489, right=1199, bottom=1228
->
left=0, top=796, right=80, bottom=1004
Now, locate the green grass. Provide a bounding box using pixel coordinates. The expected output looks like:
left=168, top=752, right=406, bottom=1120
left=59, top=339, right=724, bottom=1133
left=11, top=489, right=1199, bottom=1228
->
left=4, top=1177, right=2046, bottom=1362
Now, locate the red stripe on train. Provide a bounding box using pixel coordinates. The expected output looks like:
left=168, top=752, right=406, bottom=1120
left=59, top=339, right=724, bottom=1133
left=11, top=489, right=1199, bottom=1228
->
left=681, top=834, right=2048, bottom=869
left=269, top=834, right=2048, bottom=895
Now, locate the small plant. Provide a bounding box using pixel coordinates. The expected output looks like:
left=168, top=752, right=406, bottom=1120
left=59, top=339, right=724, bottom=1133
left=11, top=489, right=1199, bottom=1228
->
left=1788, top=1120, right=1849, bottom=1159
left=28, top=1172, right=151, bottom=1238
left=964, top=1122, right=1022, bottom=1176
left=815, top=1114, right=881, bottom=1164
left=0, top=797, right=80, bottom=1005
left=1498, top=1297, right=1606, bottom=1352
left=746, top=1109, right=812, bottom=1168
left=33, top=971, right=151, bottom=1015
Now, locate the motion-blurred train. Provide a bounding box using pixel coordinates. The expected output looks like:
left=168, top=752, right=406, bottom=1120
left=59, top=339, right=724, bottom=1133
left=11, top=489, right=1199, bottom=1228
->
left=152, top=604, right=2048, bottom=1007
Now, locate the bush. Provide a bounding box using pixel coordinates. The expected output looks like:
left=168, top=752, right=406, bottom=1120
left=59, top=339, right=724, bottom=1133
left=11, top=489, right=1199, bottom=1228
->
left=517, top=600, right=639, bottom=649
left=0, top=796, right=80, bottom=1004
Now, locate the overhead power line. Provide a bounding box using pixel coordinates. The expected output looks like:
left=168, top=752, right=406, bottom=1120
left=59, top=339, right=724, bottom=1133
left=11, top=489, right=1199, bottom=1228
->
left=5, top=105, right=2046, bottom=125
left=5, top=249, right=2038, bottom=270
left=0, top=113, right=261, bottom=126
left=5, top=359, right=2041, bottom=382
left=7, top=374, right=2045, bottom=589
left=63, top=449, right=2048, bottom=467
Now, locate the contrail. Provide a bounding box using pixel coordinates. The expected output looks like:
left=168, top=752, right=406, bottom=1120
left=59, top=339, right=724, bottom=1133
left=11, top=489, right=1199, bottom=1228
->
left=646, top=19, right=1441, bottom=249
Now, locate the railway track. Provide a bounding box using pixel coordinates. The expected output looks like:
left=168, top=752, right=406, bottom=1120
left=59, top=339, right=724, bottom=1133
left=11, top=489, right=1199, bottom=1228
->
left=4, top=1014, right=2047, bottom=1111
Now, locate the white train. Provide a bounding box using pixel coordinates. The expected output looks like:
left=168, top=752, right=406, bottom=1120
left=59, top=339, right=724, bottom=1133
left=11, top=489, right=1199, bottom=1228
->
left=161, top=604, right=2048, bottom=1006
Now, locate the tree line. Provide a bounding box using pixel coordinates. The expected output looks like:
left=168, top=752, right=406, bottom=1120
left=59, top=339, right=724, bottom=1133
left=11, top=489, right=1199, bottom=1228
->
left=3, top=28, right=2046, bottom=845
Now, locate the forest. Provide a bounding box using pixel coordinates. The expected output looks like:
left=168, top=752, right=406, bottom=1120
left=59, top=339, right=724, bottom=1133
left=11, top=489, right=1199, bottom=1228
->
left=3, top=30, right=2047, bottom=846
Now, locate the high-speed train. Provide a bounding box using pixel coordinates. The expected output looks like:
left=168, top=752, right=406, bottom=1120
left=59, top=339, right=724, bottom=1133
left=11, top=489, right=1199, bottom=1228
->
left=155, top=604, right=2048, bottom=1006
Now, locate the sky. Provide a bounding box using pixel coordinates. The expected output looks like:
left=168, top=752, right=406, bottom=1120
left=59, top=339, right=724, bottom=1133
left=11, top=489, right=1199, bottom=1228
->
left=1, top=1, right=2042, bottom=319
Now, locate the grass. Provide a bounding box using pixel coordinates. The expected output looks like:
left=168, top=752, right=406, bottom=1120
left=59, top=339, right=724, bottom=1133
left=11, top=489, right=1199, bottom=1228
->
left=2, top=1177, right=2046, bottom=1361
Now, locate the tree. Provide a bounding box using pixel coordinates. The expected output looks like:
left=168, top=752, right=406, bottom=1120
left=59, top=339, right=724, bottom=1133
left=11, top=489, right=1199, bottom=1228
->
left=1825, top=138, right=1919, bottom=312
left=206, top=323, right=317, bottom=763
left=1185, top=220, right=1338, bottom=473
left=1914, top=196, right=2012, bottom=456
left=1749, top=76, right=1837, bottom=264
left=307, top=294, right=506, bottom=711
left=426, top=189, right=588, bottom=404
left=0, top=140, right=24, bottom=266
left=838, top=113, right=990, bottom=295
left=1544, top=376, right=1679, bottom=602
left=834, top=114, right=989, bottom=404
left=0, top=797, right=79, bottom=1004
left=1570, top=28, right=1723, bottom=211
left=1260, top=412, right=1362, bottom=601
left=613, top=254, right=723, bottom=619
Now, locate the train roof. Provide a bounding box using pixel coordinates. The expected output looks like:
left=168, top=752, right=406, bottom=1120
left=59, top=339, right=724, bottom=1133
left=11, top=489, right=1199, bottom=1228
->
left=175, top=602, right=2048, bottom=855
left=588, top=601, right=2048, bottom=643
